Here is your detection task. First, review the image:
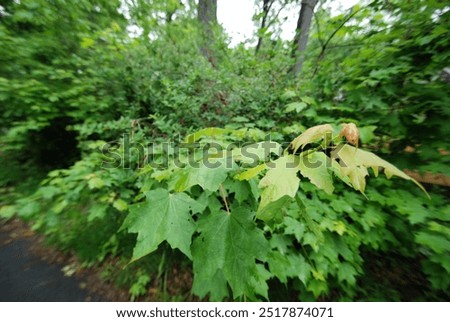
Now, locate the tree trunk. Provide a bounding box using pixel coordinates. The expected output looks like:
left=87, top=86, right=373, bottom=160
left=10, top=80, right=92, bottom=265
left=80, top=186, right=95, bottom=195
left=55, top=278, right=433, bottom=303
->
left=198, top=0, right=217, bottom=65
left=255, top=0, right=274, bottom=54
left=292, top=0, right=318, bottom=77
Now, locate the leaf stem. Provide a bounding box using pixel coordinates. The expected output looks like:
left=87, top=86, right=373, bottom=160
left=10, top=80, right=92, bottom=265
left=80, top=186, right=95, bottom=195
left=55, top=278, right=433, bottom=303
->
left=219, top=184, right=230, bottom=215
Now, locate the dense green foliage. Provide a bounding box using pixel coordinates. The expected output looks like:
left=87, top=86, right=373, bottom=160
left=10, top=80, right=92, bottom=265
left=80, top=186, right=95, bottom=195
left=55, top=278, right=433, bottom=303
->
left=0, top=0, right=449, bottom=301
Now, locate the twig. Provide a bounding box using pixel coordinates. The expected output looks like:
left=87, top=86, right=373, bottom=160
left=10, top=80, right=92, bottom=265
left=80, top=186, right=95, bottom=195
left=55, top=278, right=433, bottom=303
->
left=313, top=3, right=370, bottom=76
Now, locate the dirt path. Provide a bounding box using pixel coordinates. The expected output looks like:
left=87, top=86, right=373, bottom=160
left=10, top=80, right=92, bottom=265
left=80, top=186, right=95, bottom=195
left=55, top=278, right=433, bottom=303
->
left=0, top=219, right=186, bottom=302
left=0, top=219, right=113, bottom=301
left=0, top=233, right=94, bottom=301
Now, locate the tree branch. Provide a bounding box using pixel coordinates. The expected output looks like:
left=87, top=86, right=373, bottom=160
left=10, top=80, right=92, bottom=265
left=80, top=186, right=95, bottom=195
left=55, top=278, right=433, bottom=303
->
left=255, top=0, right=275, bottom=54
left=313, top=4, right=370, bottom=76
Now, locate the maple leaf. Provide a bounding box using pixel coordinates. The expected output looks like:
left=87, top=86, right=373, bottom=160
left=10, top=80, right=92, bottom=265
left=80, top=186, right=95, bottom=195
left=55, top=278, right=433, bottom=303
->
left=234, top=163, right=267, bottom=181
left=298, top=152, right=334, bottom=194
left=332, top=144, right=428, bottom=196
left=339, top=123, right=359, bottom=146
left=192, top=207, right=269, bottom=300
left=231, top=141, right=282, bottom=164
left=184, top=127, right=230, bottom=144
left=169, top=157, right=232, bottom=192
left=257, top=155, right=300, bottom=221
left=290, top=124, right=333, bottom=153
left=122, top=188, right=200, bottom=261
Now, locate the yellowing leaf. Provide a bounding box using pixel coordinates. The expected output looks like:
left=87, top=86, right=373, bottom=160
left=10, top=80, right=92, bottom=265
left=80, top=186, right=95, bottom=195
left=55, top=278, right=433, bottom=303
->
left=290, top=124, right=333, bottom=153
left=298, top=152, right=334, bottom=194
left=234, top=163, right=268, bottom=181
left=333, top=221, right=347, bottom=236
left=113, top=199, right=128, bottom=212
left=0, top=205, right=16, bottom=219
left=332, top=144, right=428, bottom=196
left=151, top=168, right=173, bottom=182
left=137, top=165, right=153, bottom=176
left=257, top=155, right=300, bottom=220
left=80, top=37, right=95, bottom=48
left=346, top=165, right=369, bottom=193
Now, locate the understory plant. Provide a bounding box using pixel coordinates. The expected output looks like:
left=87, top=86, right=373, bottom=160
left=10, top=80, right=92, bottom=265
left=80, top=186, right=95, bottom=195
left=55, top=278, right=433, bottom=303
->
left=12, top=123, right=448, bottom=300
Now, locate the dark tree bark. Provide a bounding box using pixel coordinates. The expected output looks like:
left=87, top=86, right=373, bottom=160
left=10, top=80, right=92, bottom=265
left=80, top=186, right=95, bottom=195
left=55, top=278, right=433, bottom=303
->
left=292, top=0, right=318, bottom=77
left=197, top=0, right=217, bottom=65
left=255, top=0, right=275, bottom=54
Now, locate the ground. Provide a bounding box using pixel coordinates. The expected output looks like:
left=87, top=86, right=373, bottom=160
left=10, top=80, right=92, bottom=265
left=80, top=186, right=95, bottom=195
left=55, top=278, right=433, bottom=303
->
left=0, top=219, right=128, bottom=301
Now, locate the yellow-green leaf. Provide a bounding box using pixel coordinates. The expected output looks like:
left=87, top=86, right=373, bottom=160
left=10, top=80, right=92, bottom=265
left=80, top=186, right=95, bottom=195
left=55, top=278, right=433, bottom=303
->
left=234, top=163, right=268, bottom=181
left=87, top=176, right=105, bottom=190
left=113, top=199, right=128, bottom=212
left=298, top=152, right=334, bottom=194
left=257, top=155, right=300, bottom=220
left=332, top=144, right=428, bottom=196
left=290, top=124, right=333, bottom=153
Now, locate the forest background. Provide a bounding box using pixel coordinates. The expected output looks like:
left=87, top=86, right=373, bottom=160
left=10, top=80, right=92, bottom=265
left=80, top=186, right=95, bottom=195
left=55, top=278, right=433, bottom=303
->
left=0, top=0, right=449, bottom=301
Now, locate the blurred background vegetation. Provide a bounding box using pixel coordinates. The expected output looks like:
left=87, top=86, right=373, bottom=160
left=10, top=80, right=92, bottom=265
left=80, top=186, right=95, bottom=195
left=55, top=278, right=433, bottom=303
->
left=0, top=0, right=448, bottom=301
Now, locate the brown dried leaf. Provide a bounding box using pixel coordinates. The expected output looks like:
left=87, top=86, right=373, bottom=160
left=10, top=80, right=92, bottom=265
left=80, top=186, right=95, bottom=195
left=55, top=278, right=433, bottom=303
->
left=339, top=123, right=359, bottom=146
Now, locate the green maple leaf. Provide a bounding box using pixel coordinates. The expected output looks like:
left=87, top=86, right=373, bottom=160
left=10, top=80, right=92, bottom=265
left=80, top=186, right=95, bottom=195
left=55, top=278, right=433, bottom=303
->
left=307, top=279, right=328, bottom=298
left=267, top=251, right=291, bottom=284
left=279, top=254, right=311, bottom=285
left=337, top=262, right=358, bottom=285
left=223, top=179, right=253, bottom=204
left=285, top=101, right=307, bottom=113
left=192, top=207, right=269, bottom=300
left=231, top=141, right=281, bottom=164
left=247, top=264, right=271, bottom=299
left=184, top=127, right=231, bottom=143
left=88, top=203, right=108, bottom=222
left=122, top=188, right=199, bottom=261
left=267, top=250, right=311, bottom=285
left=169, top=157, right=232, bottom=192
left=416, top=232, right=450, bottom=254
left=192, top=269, right=229, bottom=301
left=257, top=195, right=292, bottom=222
left=283, top=216, right=306, bottom=241
left=359, top=125, right=377, bottom=143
